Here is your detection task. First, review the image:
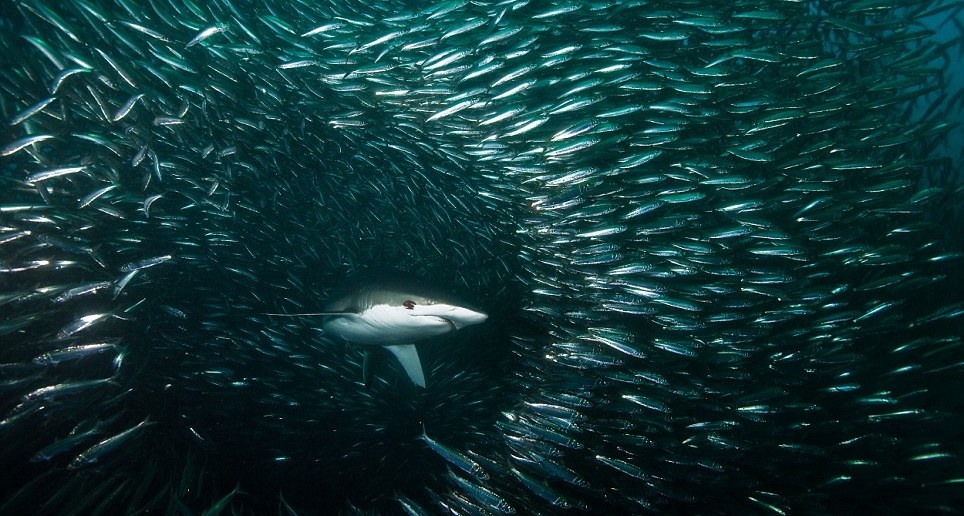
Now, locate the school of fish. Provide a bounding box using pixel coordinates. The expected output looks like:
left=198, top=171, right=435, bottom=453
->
left=1, top=0, right=962, bottom=514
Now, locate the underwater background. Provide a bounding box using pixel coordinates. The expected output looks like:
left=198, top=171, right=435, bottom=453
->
left=1, top=0, right=962, bottom=514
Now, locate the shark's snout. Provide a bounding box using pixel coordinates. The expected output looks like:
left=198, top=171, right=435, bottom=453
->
left=444, top=306, right=488, bottom=330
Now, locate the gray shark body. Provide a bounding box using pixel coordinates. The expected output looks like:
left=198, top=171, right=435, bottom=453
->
left=273, top=278, right=488, bottom=387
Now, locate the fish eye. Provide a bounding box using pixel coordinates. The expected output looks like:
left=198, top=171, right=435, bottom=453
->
left=403, top=300, right=416, bottom=309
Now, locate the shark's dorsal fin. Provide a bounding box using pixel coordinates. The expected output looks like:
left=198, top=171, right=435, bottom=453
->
left=383, top=344, right=426, bottom=388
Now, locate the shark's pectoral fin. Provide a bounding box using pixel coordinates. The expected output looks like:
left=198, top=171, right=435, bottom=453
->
left=383, top=344, right=426, bottom=388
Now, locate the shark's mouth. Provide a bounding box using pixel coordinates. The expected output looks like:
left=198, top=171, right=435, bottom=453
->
left=414, top=315, right=457, bottom=330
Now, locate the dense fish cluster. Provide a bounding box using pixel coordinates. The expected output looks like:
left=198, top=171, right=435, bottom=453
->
left=1, top=0, right=962, bottom=514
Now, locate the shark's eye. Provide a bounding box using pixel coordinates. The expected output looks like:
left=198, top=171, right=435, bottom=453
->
left=403, top=300, right=416, bottom=309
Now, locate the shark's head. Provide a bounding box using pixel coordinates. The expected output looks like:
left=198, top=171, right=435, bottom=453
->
left=404, top=297, right=489, bottom=330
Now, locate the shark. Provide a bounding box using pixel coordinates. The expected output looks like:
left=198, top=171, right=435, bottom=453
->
left=267, top=276, right=488, bottom=388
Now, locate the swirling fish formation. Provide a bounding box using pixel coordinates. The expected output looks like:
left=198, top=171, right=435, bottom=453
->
left=1, top=0, right=962, bottom=514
